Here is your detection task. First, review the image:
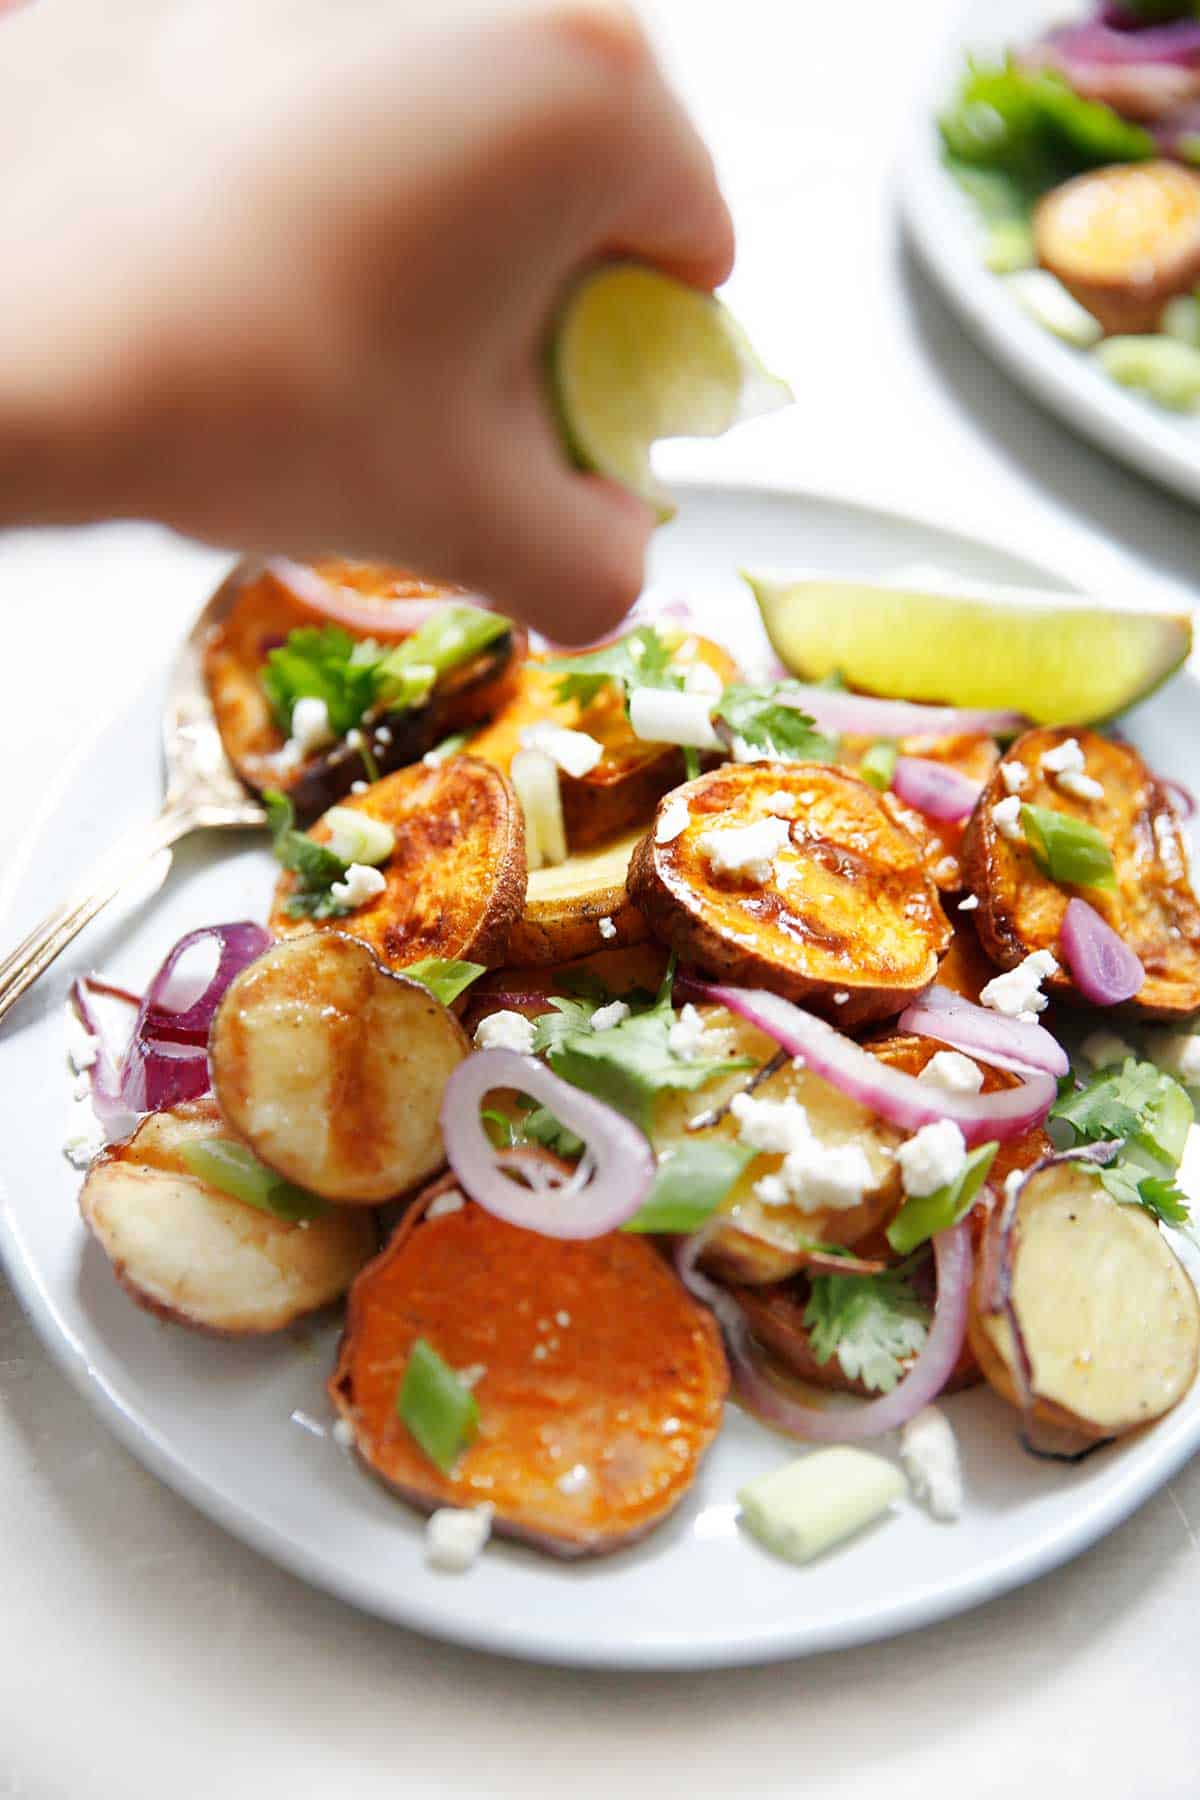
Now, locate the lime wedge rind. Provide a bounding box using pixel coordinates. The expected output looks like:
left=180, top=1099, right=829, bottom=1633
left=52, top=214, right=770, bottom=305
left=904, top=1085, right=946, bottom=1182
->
left=747, top=570, right=1193, bottom=726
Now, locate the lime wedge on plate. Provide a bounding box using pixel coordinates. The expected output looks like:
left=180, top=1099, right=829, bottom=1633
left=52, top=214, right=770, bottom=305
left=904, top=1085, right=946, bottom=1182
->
left=748, top=570, right=1193, bottom=725
left=551, top=262, right=790, bottom=520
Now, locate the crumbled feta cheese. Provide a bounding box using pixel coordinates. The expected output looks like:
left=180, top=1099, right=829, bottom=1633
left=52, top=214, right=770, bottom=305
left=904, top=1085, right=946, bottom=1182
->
left=992, top=796, right=1025, bottom=844
left=1147, top=1030, right=1200, bottom=1086
left=1039, top=737, right=1085, bottom=777
left=667, top=1002, right=715, bottom=1060
left=999, top=761, right=1029, bottom=795
left=732, top=1093, right=874, bottom=1213
left=597, top=915, right=617, bottom=941
left=473, top=1010, right=536, bottom=1054
left=656, top=796, right=691, bottom=844
left=519, top=722, right=604, bottom=779
left=897, top=1119, right=967, bottom=1198
left=918, top=1050, right=985, bottom=1096
left=350, top=780, right=368, bottom=795
left=332, top=1417, right=356, bottom=1449
left=832, top=991, right=850, bottom=1006
left=957, top=894, right=979, bottom=913
left=683, top=660, right=723, bottom=697
left=763, top=791, right=799, bottom=819
left=456, top=1363, right=487, bottom=1389
left=1081, top=1030, right=1136, bottom=1069
left=427, top=1188, right=466, bottom=1219
left=555, top=1310, right=571, bottom=1328
left=556, top=1463, right=592, bottom=1496
left=289, top=695, right=335, bottom=756
left=900, top=1406, right=963, bottom=1522
left=425, top=1504, right=494, bottom=1573
left=329, top=862, right=387, bottom=908
left=65, top=1011, right=99, bottom=1073
left=72, top=1072, right=91, bottom=1101
left=62, top=1106, right=106, bottom=1170
left=590, top=1000, right=630, bottom=1032
left=375, top=725, right=392, bottom=746
left=698, top=816, right=791, bottom=883
left=1057, top=769, right=1104, bottom=802
left=345, top=727, right=365, bottom=751
left=980, top=949, right=1059, bottom=1018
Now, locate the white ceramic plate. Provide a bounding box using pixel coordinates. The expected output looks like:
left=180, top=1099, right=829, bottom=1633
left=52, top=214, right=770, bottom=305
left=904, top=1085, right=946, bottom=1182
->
left=899, top=0, right=1200, bottom=508
left=2, top=480, right=1198, bottom=1671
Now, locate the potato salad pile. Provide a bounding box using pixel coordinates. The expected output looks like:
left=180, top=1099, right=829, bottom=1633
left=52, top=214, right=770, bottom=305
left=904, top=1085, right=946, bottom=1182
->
left=65, top=558, right=1200, bottom=1572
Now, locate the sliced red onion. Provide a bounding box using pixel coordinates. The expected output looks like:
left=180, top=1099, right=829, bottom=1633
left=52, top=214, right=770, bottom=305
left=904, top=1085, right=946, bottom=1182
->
left=440, top=1048, right=654, bottom=1238
left=676, top=1222, right=972, bottom=1440
left=698, top=983, right=1058, bottom=1145
left=898, top=984, right=1070, bottom=1078
left=1036, top=18, right=1200, bottom=70
left=1059, top=898, right=1145, bottom=1007
left=71, top=978, right=140, bottom=1139
left=265, top=557, right=477, bottom=640
left=772, top=685, right=1027, bottom=742
left=469, top=989, right=556, bottom=1016
left=1162, top=776, right=1196, bottom=821
left=1026, top=20, right=1200, bottom=121
left=118, top=922, right=271, bottom=1115
left=892, top=757, right=983, bottom=823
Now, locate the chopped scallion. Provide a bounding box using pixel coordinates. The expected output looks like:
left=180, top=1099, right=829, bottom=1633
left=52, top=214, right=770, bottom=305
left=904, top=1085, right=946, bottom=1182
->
left=886, top=1141, right=998, bottom=1257
left=1020, top=803, right=1115, bottom=890
left=397, top=1338, right=480, bottom=1473
left=181, top=1137, right=328, bottom=1221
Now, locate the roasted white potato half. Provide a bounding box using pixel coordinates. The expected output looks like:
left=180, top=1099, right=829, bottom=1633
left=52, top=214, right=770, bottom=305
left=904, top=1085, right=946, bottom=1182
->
left=80, top=1098, right=376, bottom=1333
left=210, top=933, right=469, bottom=1203
left=970, top=1160, right=1200, bottom=1440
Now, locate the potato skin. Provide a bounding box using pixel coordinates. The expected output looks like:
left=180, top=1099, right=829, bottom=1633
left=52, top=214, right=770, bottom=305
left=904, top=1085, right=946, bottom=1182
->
left=1034, top=162, right=1200, bottom=337
left=203, top=561, right=525, bottom=819
left=962, top=727, right=1200, bottom=1018
left=80, top=1097, right=376, bottom=1334
left=329, top=1165, right=729, bottom=1558
left=467, top=637, right=740, bottom=851
left=270, top=756, right=526, bottom=973
left=628, top=763, right=951, bottom=1028
left=211, top=934, right=470, bottom=1204
left=505, top=825, right=649, bottom=966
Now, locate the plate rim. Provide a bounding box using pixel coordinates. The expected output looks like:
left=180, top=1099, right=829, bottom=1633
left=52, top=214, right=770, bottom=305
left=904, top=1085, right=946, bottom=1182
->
left=896, top=0, right=1200, bottom=511
left=3, top=479, right=1199, bottom=1670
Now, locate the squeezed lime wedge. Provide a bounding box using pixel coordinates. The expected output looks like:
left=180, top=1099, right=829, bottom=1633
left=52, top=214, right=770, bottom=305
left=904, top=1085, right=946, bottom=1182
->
left=550, top=262, right=790, bottom=520
left=748, top=570, right=1193, bottom=725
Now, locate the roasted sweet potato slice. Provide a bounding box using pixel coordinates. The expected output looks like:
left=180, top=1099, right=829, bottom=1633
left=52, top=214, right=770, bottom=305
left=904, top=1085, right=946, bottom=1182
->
left=467, top=636, right=739, bottom=851
left=329, top=1165, right=728, bottom=1557
left=1034, top=162, right=1200, bottom=337
left=969, top=1159, right=1199, bottom=1439
left=628, top=764, right=951, bottom=1027
left=730, top=1279, right=980, bottom=1398
left=877, top=732, right=999, bottom=893
left=270, top=756, right=526, bottom=972
left=204, top=561, right=525, bottom=819
left=962, top=727, right=1200, bottom=1018
left=935, top=921, right=999, bottom=1004
left=80, top=1098, right=376, bottom=1333
left=505, top=824, right=648, bottom=966
left=211, top=934, right=469, bottom=1203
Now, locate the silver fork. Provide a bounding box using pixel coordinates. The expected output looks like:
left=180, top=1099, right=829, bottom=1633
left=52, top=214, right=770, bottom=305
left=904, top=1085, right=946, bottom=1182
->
left=0, top=560, right=267, bottom=1025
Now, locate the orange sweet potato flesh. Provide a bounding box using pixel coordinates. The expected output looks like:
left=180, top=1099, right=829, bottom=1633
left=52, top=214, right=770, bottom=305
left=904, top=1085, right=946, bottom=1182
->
left=962, top=727, right=1200, bottom=1018
left=467, top=636, right=739, bottom=851
left=627, top=763, right=952, bottom=1028
left=1034, top=162, right=1200, bottom=336
left=330, top=1165, right=729, bottom=1557
left=936, top=921, right=1003, bottom=1004
left=270, top=756, right=526, bottom=972
left=204, top=561, right=525, bottom=816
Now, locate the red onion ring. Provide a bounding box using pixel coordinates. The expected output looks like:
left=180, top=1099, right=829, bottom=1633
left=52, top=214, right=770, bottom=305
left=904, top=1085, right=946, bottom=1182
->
left=891, top=757, right=983, bottom=823
left=898, top=984, right=1070, bottom=1078
left=1162, top=777, right=1196, bottom=821
left=770, top=686, right=1027, bottom=742
left=1059, top=898, right=1145, bottom=1007
left=440, top=1048, right=655, bottom=1238
left=676, top=1222, right=973, bottom=1440
left=697, top=983, right=1058, bottom=1145
left=265, top=557, right=482, bottom=641
left=71, top=978, right=140, bottom=1139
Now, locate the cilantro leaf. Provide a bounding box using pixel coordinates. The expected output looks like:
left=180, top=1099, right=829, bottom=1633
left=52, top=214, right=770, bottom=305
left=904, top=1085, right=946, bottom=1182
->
left=261, top=627, right=382, bottom=737
left=714, top=683, right=837, bottom=762
left=1135, top=1174, right=1191, bottom=1228
left=532, top=990, right=752, bottom=1127
left=623, top=1141, right=756, bottom=1235
left=263, top=788, right=352, bottom=920
left=545, top=627, right=680, bottom=710
left=804, top=1266, right=931, bottom=1395
left=521, top=1105, right=585, bottom=1159
left=402, top=958, right=486, bottom=1007
left=1052, top=1058, right=1190, bottom=1162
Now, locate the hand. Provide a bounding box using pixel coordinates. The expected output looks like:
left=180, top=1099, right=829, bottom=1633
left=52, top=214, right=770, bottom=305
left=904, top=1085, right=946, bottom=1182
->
left=0, top=0, right=733, bottom=641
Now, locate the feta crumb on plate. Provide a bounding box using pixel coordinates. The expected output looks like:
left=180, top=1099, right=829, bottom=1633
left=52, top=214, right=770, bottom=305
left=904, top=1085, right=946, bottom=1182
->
left=697, top=816, right=790, bottom=883
left=897, top=1119, right=967, bottom=1199
left=332, top=1417, right=356, bottom=1449
left=473, top=1010, right=536, bottom=1054
left=65, top=1010, right=100, bottom=1073
left=425, top=1504, right=494, bottom=1573
left=980, top=949, right=1058, bottom=1019
left=900, top=1406, right=963, bottom=1522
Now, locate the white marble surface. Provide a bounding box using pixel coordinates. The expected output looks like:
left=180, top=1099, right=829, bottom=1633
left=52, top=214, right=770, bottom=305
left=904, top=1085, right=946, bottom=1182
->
left=3, top=2, right=1200, bottom=1795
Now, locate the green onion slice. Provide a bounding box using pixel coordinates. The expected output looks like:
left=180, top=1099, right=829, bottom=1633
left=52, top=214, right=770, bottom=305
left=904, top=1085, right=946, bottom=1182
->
left=397, top=1338, right=480, bottom=1473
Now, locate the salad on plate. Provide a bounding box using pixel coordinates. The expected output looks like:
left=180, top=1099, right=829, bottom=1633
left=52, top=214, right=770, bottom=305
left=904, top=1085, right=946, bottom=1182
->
left=62, top=555, right=1200, bottom=1575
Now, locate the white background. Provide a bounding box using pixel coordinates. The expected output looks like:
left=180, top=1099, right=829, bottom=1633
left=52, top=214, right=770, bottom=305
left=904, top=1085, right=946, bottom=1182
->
left=3, top=2, right=1200, bottom=1796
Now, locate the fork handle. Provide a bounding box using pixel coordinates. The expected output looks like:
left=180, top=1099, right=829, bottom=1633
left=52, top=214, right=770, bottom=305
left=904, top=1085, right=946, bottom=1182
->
left=0, top=805, right=204, bottom=1026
